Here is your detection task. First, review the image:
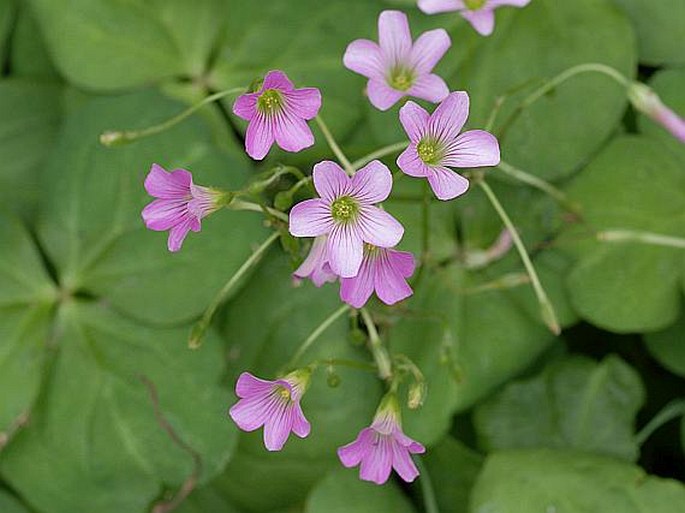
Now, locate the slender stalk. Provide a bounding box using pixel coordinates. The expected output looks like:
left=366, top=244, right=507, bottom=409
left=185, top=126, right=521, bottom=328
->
left=286, top=305, right=351, bottom=369
left=189, top=232, right=279, bottom=348
left=308, top=358, right=377, bottom=373
left=597, top=230, right=685, bottom=249
left=416, top=458, right=440, bottom=513
left=100, top=87, right=246, bottom=146
left=496, top=160, right=582, bottom=215
left=227, top=199, right=289, bottom=222
left=478, top=180, right=561, bottom=335
left=360, top=308, right=393, bottom=380
left=315, top=116, right=355, bottom=175
left=350, top=142, right=407, bottom=170
left=636, top=400, right=685, bottom=446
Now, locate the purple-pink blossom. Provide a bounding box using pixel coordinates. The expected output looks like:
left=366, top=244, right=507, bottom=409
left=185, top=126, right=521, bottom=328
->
left=293, top=236, right=337, bottom=287
left=343, top=10, right=451, bottom=111
left=397, top=91, right=500, bottom=201
left=340, top=245, right=415, bottom=308
left=141, top=163, right=224, bottom=252
left=629, top=83, right=685, bottom=144
left=229, top=370, right=311, bottom=451
left=338, top=394, right=425, bottom=485
left=233, top=70, right=322, bottom=160
left=289, top=160, right=404, bottom=278
left=418, top=0, right=531, bottom=36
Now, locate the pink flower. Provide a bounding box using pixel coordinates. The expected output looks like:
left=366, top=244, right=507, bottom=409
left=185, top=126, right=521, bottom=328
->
left=343, top=10, right=451, bottom=111
left=418, top=0, right=531, bottom=36
left=293, top=236, right=337, bottom=287
left=289, top=161, right=404, bottom=278
left=338, top=394, right=425, bottom=485
left=142, top=163, right=224, bottom=252
left=397, top=91, right=500, bottom=201
left=629, top=83, right=685, bottom=144
left=233, top=70, right=322, bottom=160
left=228, top=370, right=311, bottom=451
left=340, top=245, right=415, bottom=308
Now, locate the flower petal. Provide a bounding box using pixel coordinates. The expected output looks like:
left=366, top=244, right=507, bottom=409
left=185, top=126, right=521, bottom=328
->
left=340, top=256, right=375, bottom=309
left=343, top=39, right=384, bottom=80
left=410, top=29, right=451, bottom=75
left=367, top=79, right=405, bottom=111
left=338, top=428, right=374, bottom=468
left=291, top=403, right=311, bottom=438
left=391, top=443, right=420, bottom=483
left=235, top=372, right=273, bottom=399
left=245, top=114, right=275, bottom=160
left=263, top=401, right=292, bottom=451
left=461, top=9, right=496, bottom=36
left=378, top=10, right=412, bottom=64
left=289, top=199, right=334, bottom=237
left=358, top=206, right=404, bottom=248
left=144, top=164, right=191, bottom=199
left=232, top=92, right=258, bottom=121
left=359, top=436, right=393, bottom=485
left=312, top=160, right=350, bottom=201
left=293, top=236, right=336, bottom=287
left=327, top=224, right=364, bottom=278
left=374, top=251, right=413, bottom=306
left=349, top=160, right=393, bottom=204
left=389, top=249, right=416, bottom=278
left=418, top=0, right=464, bottom=14
left=397, top=145, right=432, bottom=178
left=285, top=87, right=322, bottom=120
left=426, top=166, right=470, bottom=201
left=442, top=130, right=501, bottom=168
left=167, top=218, right=195, bottom=252
left=408, top=73, right=450, bottom=104
left=229, top=396, right=270, bottom=432
left=399, top=101, right=430, bottom=142
left=142, top=199, right=187, bottom=231
left=274, top=113, right=315, bottom=153
left=429, top=91, right=470, bottom=142
left=262, top=70, right=294, bottom=92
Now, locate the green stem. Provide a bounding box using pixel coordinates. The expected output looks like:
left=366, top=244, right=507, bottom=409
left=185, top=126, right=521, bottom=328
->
left=416, top=458, right=440, bottom=513
left=597, top=230, right=685, bottom=249
left=478, top=180, right=561, bottom=335
left=308, top=358, right=377, bottom=373
left=350, top=142, right=407, bottom=170
left=636, top=400, right=685, bottom=446
left=286, top=305, right=351, bottom=369
left=227, top=199, right=289, bottom=223
left=189, top=232, right=279, bottom=348
left=315, top=116, right=355, bottom=175
left=100, top=87, right=246, bottom=146
left=496, top=160, right=582, bottom=215
left=360, top=308, right=393, bottom=380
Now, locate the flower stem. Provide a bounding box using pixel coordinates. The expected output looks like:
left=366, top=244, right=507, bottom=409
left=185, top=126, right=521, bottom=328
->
left=100, top=87, right=246, bottom=147
left=496, top=160, right=582, bottom=215
left=286, top=305, right=351, bottom=369
left=350, top=142, right=407, bottom=170
left=308, top=358, right=377, bottom=373
left=416, top=458, right=440, bottom=513
left=227, top=199, right=289, bottom=223
left=636, top=399, right=685, bottom=446
left=315, top=116, right=355, bottom=176
left=478, top=180, right=561, bottom=335
left=360, top=308, right=393, bottom=380
left=597, top=230, right=685, bottom=249
left=189, top=232, right=279, bottom=349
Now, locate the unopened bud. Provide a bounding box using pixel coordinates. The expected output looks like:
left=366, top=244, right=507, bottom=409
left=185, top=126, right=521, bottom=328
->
left=274, top=191, right=294, bottom=211
left=99, top=131, right=130, bottom=147
left=407, top=381, right=426, bottom=409
left=628, top=82, right=685, bottom=143
left=326, top=367, right=341, bottom=388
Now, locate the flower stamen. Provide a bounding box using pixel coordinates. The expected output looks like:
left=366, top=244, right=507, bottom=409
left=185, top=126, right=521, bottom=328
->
left=257, top=89, right=284, bottom=114
left=330, top=196, right=359, bottom=223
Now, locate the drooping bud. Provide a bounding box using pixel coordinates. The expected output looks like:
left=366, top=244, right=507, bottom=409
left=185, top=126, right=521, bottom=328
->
left=407, top=381, right=427, bottom=410
left=628, top=82, right=685, bottom=144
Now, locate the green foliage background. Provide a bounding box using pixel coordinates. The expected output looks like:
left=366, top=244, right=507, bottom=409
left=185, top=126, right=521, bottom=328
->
left=0, top=0, right=683, bottom=512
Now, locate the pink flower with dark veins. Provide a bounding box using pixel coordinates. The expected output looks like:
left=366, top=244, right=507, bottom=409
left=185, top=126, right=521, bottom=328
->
left=418, top=0, right=531, bottom=36
left=141, top=163, right=225, bottom=252
left=340, top=245, right=416, bottom=308
left=229, top=370, right=311, bottom=451
left=338, top=394, right=425, bottom=485
left=289, top=160, right=404, bottom=278
left=343, top=10, right=451, bottom=111
left=233, top=70, right=322, bottom=160
left=397, top=91, right=500, bottom=201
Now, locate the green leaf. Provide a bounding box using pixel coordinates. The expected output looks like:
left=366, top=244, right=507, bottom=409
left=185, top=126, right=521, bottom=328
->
left=215, top=252, right=382, bottom=511
left=1, top=302, right=235, bottom=513
left=566, top=135, right=685, bottom=333
left=463, top=0, right=636, bottom=181
left=0, top=79, right=62, bottom=217
left=612, top=0, right=685, bottom=66
left=644, top=313, right=685, bottom=378
left=474, top=355, right=645, bottom=461
left=0, top=490, right=30, bottom=513
left=27, top=0, right=227, bottom=89
left=35, top=90, right=268, bottom=325
left=305, top=468, right=416, bottom=513
left=10, top=2, right=60, bottom=79
left=176, top=484, right=245, bottom=513
left=470, top=449, right=685, bottom=513
left=423, top=437, right=484, bottom=513
left=0, top=0, right=15, bottom=64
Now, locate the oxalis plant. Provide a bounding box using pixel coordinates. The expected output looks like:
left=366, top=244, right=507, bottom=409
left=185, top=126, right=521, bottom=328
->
left=4, top=1, right=685, bottom=513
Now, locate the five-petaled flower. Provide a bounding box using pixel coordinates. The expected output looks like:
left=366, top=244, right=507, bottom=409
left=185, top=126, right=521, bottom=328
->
left=293, top=236, right=337, bottom=287
left=229, top=370, right=312, bottom=451
left=628, top=82, right=685, bottom=144
left=142, top=163, right=225, bottom=252
left=289, top=160, right=404, bottom=278
left=340, top=245, right=415, bottom=308
left=418, top=0, right=531, bottom=36
left=397, top=91, right=500, bottom=200
left=343, top=10, right=451, bottom=111
left=338, top=393, right=425, bottom=485
left=233, top=70, right=322, bottom=160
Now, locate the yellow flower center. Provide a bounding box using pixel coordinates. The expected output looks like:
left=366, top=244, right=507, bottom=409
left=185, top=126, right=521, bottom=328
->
left=257, top=89, right=283, bottom=114
left=330, top=196, right=359, bottom=223
left=464, top=0, right=487, bottom=10
left=388, top=67, right=415, bottom=92
left=417, top=139, right=441, bottom=165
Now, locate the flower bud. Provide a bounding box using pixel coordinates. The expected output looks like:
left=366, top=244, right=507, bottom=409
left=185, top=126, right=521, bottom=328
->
left=628, top=82, right=685, bottom=143
left=407, top=381, right=427, bottom=409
